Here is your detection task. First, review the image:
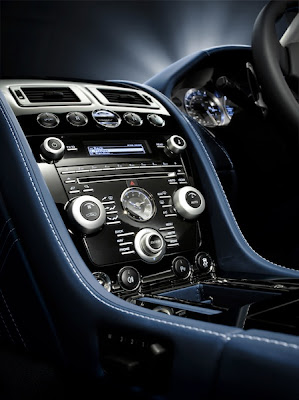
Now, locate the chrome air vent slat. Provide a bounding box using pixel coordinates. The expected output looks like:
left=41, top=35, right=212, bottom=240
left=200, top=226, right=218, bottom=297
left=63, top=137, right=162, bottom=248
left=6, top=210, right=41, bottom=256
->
left=9, top=84, right=92, bottom=107
left=99, top=89, right=149, bottom=106
left=21, top=87, right=79, bottom=103
left=87, top=86, right=162, bottom=111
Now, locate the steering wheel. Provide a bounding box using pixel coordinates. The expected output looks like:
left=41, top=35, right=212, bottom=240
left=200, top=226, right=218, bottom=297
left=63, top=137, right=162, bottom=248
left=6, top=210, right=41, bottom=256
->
left=252, top=1, right=299, bottom=132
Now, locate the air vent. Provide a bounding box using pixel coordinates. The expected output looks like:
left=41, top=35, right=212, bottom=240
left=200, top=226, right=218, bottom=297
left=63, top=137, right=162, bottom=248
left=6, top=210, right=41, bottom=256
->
left=99, top=89, right=150, bottom=106
left=21, top=87, right=80, bottom=103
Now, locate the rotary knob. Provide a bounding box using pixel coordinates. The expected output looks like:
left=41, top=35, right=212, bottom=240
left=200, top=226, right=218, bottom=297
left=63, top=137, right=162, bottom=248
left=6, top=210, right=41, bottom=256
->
left=66, top=195, right=106, bottom=235
left=173, top=186, right=205, bottom=220
left=134, top=228, right=166, bottom=263
left=40, top=137, right=65, bottom=162
left=165, top=135, right=187, bottom=157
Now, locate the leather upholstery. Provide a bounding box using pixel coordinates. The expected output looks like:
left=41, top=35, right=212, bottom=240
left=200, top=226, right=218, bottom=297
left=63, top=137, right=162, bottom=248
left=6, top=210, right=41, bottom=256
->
left=1, top=71, right=299, bottom=397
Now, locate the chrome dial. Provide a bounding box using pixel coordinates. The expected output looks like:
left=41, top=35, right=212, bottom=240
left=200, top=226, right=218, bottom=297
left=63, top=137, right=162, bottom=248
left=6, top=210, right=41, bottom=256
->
left=184, top=88, right=232, bottom=127
left=121, top=187, right=155, bottom=222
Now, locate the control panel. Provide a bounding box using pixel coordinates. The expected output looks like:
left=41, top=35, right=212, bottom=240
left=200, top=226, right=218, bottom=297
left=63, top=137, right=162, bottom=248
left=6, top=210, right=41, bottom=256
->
left=23, top=101, right=215, bottom=298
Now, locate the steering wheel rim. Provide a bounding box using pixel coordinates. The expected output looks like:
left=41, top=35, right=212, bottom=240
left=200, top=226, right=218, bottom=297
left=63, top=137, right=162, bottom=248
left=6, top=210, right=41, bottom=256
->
left=252, top=1, right=299, bottom=133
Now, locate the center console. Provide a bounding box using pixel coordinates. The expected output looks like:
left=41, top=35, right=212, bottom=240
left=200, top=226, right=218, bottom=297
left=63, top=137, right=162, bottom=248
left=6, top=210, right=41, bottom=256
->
left=4, top=80, right=299, bottom=339
left=9, top=81, right=216, bottom=301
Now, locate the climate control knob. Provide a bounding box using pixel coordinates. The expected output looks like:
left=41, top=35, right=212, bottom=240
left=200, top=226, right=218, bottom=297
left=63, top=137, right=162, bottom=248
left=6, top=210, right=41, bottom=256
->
left=165, top=135, right=187, bottom=157
left=173, top=186, right=205, bottom=220
left=40, top=137, right=65, bottom=161
left=134, top=228, right=166, bottom=263
left=66, top=195, right=106, bottom=235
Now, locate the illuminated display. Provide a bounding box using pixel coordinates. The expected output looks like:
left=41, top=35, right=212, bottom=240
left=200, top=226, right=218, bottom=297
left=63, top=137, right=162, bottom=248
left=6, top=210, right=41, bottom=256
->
left=87, top=144, right=146, bottom=156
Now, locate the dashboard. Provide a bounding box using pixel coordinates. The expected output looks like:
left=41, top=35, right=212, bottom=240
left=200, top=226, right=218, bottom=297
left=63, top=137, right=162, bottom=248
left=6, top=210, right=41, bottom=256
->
left=1, top=80, right=216, bottom=300
left=169, top=47, right=253, bottom=129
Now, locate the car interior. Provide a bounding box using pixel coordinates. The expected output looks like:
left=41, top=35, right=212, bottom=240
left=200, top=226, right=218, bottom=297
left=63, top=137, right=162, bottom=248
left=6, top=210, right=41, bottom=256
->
left=1, top=0, right=299, bottom=398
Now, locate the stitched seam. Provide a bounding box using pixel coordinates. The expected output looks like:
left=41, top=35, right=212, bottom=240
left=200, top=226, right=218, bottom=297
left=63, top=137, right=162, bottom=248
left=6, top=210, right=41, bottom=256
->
left=1, top=101, right=299, bottom=350
left=183, top=114, right=299, bottom=272
left=0, top=290, right=27, bottom=349
left=201, top=125, right=234, bottom=169
left=0, top=228, right=15, bottom=256
left=0, top=238, right=19, bottom=274
left=227, top=333, right=299, bottom=350
left=0, top=311, right=15, bottom=344
left=0, top=102, right=233, bottom=340
left=0, top=218, right=11, bottom=241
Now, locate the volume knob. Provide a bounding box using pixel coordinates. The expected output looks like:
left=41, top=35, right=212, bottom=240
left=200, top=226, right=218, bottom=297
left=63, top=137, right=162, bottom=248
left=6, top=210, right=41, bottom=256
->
left=40, top=137, right=65, bottom=162
left=134, top=228, right=166, bottom=263
left=165, top=135, right=187, bottom=157
left=173, top=186, right=205, bottom=220
left=66, top=195, right=106, bottom=235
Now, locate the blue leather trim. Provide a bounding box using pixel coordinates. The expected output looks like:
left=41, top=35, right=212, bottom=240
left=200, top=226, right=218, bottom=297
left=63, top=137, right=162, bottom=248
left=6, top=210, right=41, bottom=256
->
left=0, top=91, right=245, bottom=388
left=117, top=79, right=299, bottom=278
left=1, top=68, right=299, bottom=392
left=145, top=45, right=251, bottom=97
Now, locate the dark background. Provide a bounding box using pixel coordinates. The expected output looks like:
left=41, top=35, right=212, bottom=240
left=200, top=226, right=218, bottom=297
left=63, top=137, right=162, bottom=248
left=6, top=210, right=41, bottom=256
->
left=0, top=0, right=267, bottom=83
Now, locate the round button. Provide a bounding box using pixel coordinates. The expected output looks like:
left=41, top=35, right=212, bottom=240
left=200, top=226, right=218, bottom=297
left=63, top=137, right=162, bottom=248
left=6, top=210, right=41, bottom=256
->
left=148, top=234, right=163, bottom=250
left=173, top=136, right=185, bottom=147
left=80, top=201, right=100, bottom=221
left=135, top=228, right=166, bottom=263
left=66, top=112, right=88, bottom=127
left=196, top=253, right=213, bottom=272
left=40, top=137, right=65, bottom=161
left=66, top=195, right=106, bottom=235
left=92, top=109, right=121, bottom=128
left=93, top=272, right=112, bottom=292
left=185, top=191, right=202, bottom=208
left=118, top=267, right=140, bottom=291
left=37, top=113, right=60, bottom=128
left=48, top=138, right=62, bottom=151
left=147, top=114, right=165, bottom=127
left=124, top=112, right=143, bottom=126
left=172, top=257, right=191, bottom=279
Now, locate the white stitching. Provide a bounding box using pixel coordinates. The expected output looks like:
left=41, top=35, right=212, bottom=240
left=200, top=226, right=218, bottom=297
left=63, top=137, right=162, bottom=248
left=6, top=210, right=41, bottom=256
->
left=0, top=238, right=19, bottom=274
left=183, top=114, right=299, bottom=272
left=0, top=227, right=15, bottom=256
left=0, top=311, right=15, bottom=344
left=200, top=124, right=234, bottom=169
left=228, top=333, right=299, bottom=350
left=1, top=97, right=299, bottom=349
left=0, top=102, right=233, bottom=340
left=0, top=290, right=27, bottom=349
left=0, top=218, right=11, bottom=242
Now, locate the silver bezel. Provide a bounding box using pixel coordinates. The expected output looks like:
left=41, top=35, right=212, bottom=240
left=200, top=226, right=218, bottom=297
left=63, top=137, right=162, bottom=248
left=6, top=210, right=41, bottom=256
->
left=120, top=187, right=156, bottom=222
left=173, top=186, right=205, bottom=220
left=134, top=228, right=166, bottom=264
left=42, top=137, right=65, bottom=156
left=147, top=113, right=165, bottom=127
left=92, top=109, right=121, bottom=128
left=172, top=256, right=191, bottom=279
left=123, top=112, right=143, bottom=127
left=67, top=195, right=106, bottom=234
left=92, top=271, right=112, bottom=292
left=117, top=266, right=141, bottom=292
left=66, top=111, right=88, bottom=127
left=167, top=135, right=187, bottom=153
left=37, top=112, right=60, bottom=129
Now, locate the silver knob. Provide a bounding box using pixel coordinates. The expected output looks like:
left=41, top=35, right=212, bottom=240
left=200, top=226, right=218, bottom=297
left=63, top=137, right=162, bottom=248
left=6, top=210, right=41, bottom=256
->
left=66, top=195, right=106, bottom=235
left=40, top=137, right=65, bottom=161
left=166, top=135, right=187, bottom=155
left=134, top=228, right=166, bottom=263
left=173, top=186, right=205, bottom=220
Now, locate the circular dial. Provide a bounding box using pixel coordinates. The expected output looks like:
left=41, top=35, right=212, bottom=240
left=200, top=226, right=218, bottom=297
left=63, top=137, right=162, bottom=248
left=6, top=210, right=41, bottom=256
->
left=121, top=187, right=155, bottom=222
left=184, top=88, right=230, bottom=127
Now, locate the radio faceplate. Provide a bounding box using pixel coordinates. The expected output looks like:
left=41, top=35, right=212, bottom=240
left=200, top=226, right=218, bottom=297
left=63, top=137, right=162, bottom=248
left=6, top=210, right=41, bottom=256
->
left=58, top=153, right=196, bottom=267
left=27, top=130, right=212, bottom=296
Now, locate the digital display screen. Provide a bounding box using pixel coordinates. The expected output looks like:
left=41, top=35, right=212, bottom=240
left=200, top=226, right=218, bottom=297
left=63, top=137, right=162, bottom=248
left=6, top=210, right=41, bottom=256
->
left=87, top=144, right=146, bottom=156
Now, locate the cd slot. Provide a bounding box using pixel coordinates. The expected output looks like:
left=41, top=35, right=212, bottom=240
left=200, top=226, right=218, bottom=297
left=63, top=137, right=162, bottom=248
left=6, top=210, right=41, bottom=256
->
left=78, top=171, right=175, bottom=184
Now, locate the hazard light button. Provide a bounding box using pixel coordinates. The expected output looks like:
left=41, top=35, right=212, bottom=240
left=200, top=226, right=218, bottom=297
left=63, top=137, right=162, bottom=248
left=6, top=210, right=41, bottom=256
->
left=126, top=179, right=139, bottom=187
